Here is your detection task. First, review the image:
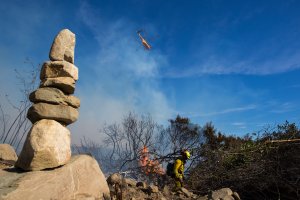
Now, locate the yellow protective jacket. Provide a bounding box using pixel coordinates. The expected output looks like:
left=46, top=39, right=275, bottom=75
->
left=173, top=158, right=185, bottom=179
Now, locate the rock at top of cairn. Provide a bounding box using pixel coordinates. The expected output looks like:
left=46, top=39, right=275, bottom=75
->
left=49, top=29, right=75, bottom=64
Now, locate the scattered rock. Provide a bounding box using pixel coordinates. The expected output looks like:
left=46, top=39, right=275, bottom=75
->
left=148, top=185, right=159, bottom=193
left=40, top=77, right=76, bottom=94
left=162, top=185, right=170, bottom=196
left=1, top=155, right=110, bottom=200
left=124, top=178, right=137, bottom=187
left=210, top=188, right=234, bottom=200
left=198, top=195, right=209, bottom=200
left=160, top=197, right=167, bottom=200
left=178, top=192, right=186, bottom=199
left=222, top=196, right=235, bottom=200
left=136, top=181, right=147, bottom=189
left=49, top=29, right=76, bottom=64
left=106, top=176, right=240, bottom=200
left=29, top=87, right=80, bottom=108
left=40, top=60, right=78, bottom=81
left=0, top=144, right=17, bottom=163
left=232, top=192, right=241, bottom=200
left=27, top=102, right=79, bottom=125
left=180, top=187, right=193, bottom=198
left=15, top=119, right=71, bottom=171
left=107, top=173, right=122, bottom=185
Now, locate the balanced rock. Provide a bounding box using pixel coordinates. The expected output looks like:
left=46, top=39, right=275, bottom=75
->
left=40, top=60, right=78, bottom=81
left=27, top=102, right=78, bottom=125
left=49, top=29, right=75, bottom=64
left=0, top=144, right=18, bottom=163
left=40, top=77, right=75, bottom=94
left=15, top=119, right=71, bottom=171
left=1, top=155, right=110, bottom=200
left=29, top=87, right=80, bottom=108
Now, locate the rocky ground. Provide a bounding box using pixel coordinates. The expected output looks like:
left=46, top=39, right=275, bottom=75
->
left=107, top=173, right=241, bottom=200
left=0, top=143, right=241, bottom=200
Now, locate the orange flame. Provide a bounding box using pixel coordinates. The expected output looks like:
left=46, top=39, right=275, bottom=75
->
left=139, top=146, right=165, bottom=175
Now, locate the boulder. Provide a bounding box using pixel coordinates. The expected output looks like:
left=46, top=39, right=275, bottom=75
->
left=27, top=102, right=79, bottom=125
left=40, top=61, right=78, bottom=81
left=15, top=119, right=71, bottom=171
left=40, top=77, right=75, bottom=94
left=222, top=196, right=235, bottom=200
left=211, top=188, right=233, bottom=200
left=198, top=195, right=209, bottom=200
left=107, top=173, right=122, bottom=185
left=124, top=178, right=137, bottom=187
left=232, top=192, right=241, bottom=200
left=49, top=29, right=75, bottom=64
left=0, top=144, right=17, bottom=163
left=148, top=185, right=159, bottom=193
left=29, top=87, right=80, bottom=108
left=162, top=185, right=170, bottom=196
left=136, top=181, right=147, bottom=189
left=180, top=187, right=193, bottom=198
left=0, top=155, right=110, bottom=200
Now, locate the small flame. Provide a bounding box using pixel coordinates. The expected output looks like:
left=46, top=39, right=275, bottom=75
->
left=139, top=146, right=165, bottom=175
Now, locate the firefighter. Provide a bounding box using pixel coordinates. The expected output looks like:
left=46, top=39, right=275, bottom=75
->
left=173, top=149, right=191, bottom=190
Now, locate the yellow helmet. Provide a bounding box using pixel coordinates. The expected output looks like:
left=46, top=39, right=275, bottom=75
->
left=182, top=150, right=191, bottom=159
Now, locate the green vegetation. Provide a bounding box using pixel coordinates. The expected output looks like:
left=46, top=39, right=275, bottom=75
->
left=188, top=120, right=300, bottom=200
left=79, top=113, right=299, bottom=199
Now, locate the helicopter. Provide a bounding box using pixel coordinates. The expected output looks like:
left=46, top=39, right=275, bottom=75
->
left=137, top=30, right=151, bottom=50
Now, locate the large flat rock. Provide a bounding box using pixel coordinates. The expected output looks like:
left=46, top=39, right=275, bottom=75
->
left=0, top=155, right=110, bottom=200
left=27, top=103, right=79, bottom=125
left=40, top=61, right=78, bottom=81
left=29, top=87, right=80, bottom=108
left=40, top=77, right=75, bottom=94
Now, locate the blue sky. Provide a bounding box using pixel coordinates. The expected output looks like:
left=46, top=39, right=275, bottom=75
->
left=1, top=0, right=300, bottom=143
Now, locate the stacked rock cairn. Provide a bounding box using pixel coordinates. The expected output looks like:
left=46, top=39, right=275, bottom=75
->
left=15, top=29, right=80, bottom=171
